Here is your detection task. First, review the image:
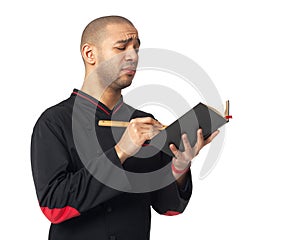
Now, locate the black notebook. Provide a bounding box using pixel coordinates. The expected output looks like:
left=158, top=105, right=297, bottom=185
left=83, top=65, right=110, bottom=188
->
left=150, top=101, right=231, bottom=157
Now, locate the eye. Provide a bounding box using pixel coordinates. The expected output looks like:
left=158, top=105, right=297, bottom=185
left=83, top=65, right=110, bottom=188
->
left=116, top=46, right=126, bottom=51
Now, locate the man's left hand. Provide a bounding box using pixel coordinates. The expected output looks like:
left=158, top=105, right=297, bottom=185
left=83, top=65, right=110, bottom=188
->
left=169, top=129, right=220, bottom=185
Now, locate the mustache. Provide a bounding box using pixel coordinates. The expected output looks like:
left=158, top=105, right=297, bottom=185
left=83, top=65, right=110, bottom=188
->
left=121, top=62, right=138, bottom=70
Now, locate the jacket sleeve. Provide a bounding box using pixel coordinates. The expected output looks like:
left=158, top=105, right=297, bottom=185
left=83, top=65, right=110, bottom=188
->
left=31, top=116, right=129, bottom=224
left=150, top=152, right=193, bottom=216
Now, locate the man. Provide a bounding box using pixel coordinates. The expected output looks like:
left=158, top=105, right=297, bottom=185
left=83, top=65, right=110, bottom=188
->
left=31, top=16, right=219, bottom=240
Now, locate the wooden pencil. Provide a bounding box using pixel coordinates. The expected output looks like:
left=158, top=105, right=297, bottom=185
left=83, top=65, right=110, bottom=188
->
left=98, top=120, right=167, bottom=130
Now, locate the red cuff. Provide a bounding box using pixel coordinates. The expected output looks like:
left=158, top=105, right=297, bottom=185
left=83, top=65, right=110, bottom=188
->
left=40, top=206, right=80, bottom=224
left=163, top=211, right=181, bottom=216
left=171, top=162, right=190, bottom=174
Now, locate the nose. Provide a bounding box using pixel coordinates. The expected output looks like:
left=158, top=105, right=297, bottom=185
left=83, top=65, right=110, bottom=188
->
left=124, top=48, right=138, bottom=62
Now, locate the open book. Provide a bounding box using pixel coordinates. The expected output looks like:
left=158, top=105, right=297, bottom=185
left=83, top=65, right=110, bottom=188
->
left=150, top=100, right=231, bottom=157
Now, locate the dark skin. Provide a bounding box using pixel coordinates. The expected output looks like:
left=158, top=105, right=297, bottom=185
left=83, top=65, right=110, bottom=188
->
left=80, top=22, right=219, bottom=186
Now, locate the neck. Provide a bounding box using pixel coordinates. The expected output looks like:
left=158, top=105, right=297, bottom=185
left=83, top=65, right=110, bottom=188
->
left=100, top=88, right=122, bottom=110
left=81, top=74, right=122, bottom=110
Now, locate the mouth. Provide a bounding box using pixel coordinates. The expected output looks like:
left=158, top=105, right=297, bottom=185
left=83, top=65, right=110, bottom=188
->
left=121, top=68, right=136, bottom=75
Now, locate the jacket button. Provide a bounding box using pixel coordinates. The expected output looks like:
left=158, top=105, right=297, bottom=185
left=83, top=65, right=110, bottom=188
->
left=109, top=235, right=116, bottom=240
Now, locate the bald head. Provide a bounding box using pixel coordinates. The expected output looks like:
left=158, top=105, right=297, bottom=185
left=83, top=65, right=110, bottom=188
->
left=80, top=16, right=135, bottom=49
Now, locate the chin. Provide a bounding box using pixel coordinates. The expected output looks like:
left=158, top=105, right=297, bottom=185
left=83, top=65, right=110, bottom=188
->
left=121, top=80, right=133, bottom=89
left=114, top=76, right=133, bottom=89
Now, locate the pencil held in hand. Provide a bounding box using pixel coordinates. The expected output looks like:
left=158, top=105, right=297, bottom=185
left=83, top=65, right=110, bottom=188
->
left=98, top=120, right=167, bottom=130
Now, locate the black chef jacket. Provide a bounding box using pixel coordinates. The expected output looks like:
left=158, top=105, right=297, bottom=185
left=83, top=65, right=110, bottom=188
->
left=31, top=89, right=192, bottom=240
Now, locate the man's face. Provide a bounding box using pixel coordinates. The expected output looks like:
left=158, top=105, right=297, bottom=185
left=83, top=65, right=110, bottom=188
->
left=95, top=23, right=140, bottom=90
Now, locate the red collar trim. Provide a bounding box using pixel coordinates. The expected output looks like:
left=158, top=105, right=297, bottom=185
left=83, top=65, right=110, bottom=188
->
left=72, top=90, right=124, bottom=116
left=112, top=102, right=124, bottom=114
left=72, top=91, right=111, bottom=116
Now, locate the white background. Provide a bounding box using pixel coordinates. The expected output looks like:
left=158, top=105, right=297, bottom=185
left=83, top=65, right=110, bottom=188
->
left=1, top=0, right=300, bottom=239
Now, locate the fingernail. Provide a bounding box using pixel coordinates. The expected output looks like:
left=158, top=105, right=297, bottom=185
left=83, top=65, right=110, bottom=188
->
left=155, top=121, right=162, bottom=126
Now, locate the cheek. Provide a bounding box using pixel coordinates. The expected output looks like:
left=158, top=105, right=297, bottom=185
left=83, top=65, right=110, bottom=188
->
left=101, top=52, right=126, bottom=68
left=95, top=54, right=126, bottom=84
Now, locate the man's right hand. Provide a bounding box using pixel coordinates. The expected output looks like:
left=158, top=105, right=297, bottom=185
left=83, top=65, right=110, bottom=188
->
left=114, top=117, right=163, bottom=164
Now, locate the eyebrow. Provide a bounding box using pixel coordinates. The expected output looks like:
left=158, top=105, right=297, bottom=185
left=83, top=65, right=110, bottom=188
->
left=115, top=37, right=141, bottom=46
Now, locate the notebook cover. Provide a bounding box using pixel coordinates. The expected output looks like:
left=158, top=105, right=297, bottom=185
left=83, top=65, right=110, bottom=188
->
left=150, top=102, right=229, bottom=157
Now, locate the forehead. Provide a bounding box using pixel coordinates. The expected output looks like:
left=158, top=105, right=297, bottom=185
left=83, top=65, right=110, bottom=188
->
left=104, top=23, right=139, bottom=43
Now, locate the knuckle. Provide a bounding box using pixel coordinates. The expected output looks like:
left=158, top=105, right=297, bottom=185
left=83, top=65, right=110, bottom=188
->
left=130, top=118, right=136, bottom=123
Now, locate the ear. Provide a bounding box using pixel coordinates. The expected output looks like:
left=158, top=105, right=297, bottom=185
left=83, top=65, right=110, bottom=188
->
left=81, top=43, right=96, bottom=65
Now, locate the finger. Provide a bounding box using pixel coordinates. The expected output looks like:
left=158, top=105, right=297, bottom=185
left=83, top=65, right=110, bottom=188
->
left=151, top=128, right=160, bottom=137
left=141, top=117, right=165, bottom=129
left=140, top=124, right=160, bottom=134
left=181, top=133, right=192, bottom=151
left=133, top=123, right=158, bottom=135
left=169, top=144, right=180, bottom=159
left=204, top=130, right=220, bottom=145
left=129, top=123, right=159, bottom=141
left=139, top=124, right=154, bottom=130
left=132, top=117, right=160, bottom=126
left=153, top=123, right=166, bottom=130
left=141, top=128, right=160, bottom=140
left=193, top=129, right=205, bottom=155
